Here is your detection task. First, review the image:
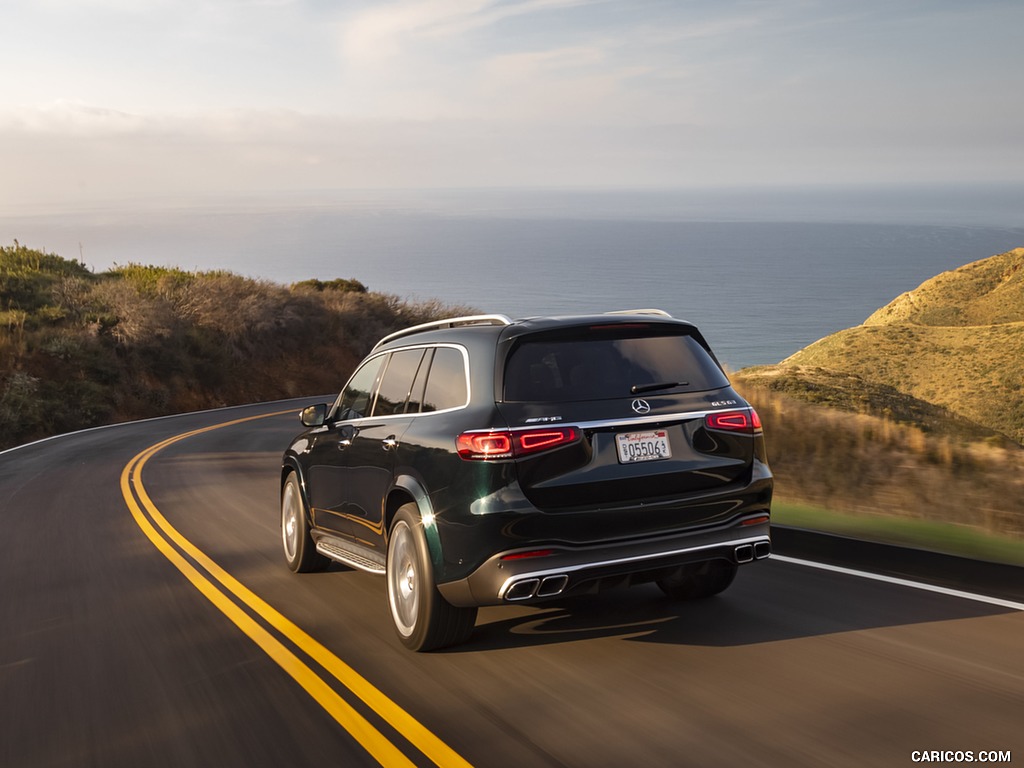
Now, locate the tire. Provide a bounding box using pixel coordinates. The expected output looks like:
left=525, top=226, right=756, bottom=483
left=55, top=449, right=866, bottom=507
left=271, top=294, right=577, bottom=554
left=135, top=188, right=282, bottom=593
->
left=281, top=472, right=329, bottom=573
left=657, top=559, right=737, bottom=600
left=387, top=504, right=477, bottom=652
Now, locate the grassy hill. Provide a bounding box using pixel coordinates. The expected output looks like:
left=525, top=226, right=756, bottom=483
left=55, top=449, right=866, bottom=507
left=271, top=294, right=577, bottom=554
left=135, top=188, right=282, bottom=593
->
left=0, top=242, right=472, bottom=449
left=743, top=248, right=1024, bottom=445
left=864, top=247, right=1024, bottom=327
left=733, top=247, right=1024, bottom=551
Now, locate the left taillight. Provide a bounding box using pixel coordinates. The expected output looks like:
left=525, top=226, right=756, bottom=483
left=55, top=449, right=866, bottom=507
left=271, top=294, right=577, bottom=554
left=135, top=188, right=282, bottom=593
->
left=457, top=427, right=579, bottom=461
left=705, top=408, right=762, bottom=433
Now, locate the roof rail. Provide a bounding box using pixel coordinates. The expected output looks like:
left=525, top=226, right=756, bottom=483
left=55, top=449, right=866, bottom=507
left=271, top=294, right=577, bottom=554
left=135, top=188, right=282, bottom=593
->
left=605, top=308, right=673, bottom=318
left=372, top=314, right=513, bottom=351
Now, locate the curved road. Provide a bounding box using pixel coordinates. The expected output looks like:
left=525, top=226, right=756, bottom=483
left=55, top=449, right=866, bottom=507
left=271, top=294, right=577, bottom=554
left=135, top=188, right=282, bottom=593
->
left=1, top=400, right=1021, bottom=767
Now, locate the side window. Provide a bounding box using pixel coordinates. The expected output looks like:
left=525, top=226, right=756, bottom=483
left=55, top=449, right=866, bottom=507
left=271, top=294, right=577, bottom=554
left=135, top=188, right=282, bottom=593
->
left=335, top=355, right=385, bottom=421
left=372, top=349, right=427, bottom=416
left=422, top=347, right=469, bottom=413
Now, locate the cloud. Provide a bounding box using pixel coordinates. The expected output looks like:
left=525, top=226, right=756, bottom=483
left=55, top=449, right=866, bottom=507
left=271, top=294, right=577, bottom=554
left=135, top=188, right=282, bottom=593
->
left=342, top=0, right=490, bottom=65
left=341, top=0, right=595, bottom=65
left=2, top=0, right=1023, bottom=209
left=2, top=101, right=150, bottom=135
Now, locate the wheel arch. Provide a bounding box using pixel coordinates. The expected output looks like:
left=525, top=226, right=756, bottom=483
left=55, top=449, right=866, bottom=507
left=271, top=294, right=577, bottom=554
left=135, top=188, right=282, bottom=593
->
left=388, top=475, right=443, bottom=570
left=281, top=457, right=313, bottom=522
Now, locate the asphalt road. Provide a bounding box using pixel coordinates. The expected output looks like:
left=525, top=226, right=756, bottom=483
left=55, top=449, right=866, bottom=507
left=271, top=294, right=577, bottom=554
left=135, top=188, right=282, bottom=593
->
left=2, top=400, right=1021, bottom=768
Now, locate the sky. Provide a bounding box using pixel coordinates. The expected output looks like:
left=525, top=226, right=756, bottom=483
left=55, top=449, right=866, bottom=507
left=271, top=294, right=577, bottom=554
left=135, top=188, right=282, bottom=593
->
left=2, top=0, right=1023, bottom=209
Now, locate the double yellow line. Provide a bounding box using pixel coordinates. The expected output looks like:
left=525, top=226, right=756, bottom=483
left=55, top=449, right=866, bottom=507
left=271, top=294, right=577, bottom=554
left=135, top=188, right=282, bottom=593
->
left=120, top=411, right=473, bottom=768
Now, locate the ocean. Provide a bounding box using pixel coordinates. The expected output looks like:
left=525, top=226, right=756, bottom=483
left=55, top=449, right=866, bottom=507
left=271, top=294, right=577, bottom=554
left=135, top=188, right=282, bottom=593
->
left=3, top=185, right=1022, bottom=369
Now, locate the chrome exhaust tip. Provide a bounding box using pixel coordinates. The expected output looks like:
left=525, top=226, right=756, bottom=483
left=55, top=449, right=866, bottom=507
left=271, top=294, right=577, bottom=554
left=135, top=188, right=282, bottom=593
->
left=505, top=579, right=540, bottom=601
left=735, top=544, right=755, bottom=564
left=537, top=575, right=569, bottom=597
left=754, top=541, right=772, bottom=560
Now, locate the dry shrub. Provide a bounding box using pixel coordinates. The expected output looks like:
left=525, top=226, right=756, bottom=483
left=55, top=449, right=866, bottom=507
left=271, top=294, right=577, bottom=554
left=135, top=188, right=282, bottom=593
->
left=1, top=252, right=476, bottom=448
left=738, top=383, right=1024, bottom=539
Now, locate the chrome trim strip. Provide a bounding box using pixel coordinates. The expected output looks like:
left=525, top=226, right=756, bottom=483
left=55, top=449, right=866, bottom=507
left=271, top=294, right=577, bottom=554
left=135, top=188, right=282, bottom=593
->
left=458, top=406, right=755, bottom=436
left=497, top=535, right=770, bottom=600
left=328, top=343, right=472, bottom=423
left=501, top=407, right=754, bottom=432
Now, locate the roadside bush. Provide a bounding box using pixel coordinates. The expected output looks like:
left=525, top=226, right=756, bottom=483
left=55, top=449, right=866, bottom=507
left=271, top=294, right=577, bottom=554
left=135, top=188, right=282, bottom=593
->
left=0, top=246, right=475, bottom=448
left=737, top=383, right=1024, bottom=539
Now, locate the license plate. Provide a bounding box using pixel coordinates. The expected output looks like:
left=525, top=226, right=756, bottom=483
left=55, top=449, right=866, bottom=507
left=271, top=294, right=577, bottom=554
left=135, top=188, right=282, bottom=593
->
left=615, top=430, right=671, bottom=464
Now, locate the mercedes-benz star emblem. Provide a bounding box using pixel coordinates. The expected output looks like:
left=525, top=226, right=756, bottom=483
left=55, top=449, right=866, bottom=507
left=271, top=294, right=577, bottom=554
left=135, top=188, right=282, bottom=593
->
left=631, top=398, right=651, bottom=414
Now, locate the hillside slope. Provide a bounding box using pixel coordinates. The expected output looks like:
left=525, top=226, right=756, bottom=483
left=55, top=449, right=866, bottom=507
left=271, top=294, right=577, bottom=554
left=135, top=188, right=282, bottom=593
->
left=0, top=243, right=472, bottom=449
left=740, top=248, right=1024, bottom=445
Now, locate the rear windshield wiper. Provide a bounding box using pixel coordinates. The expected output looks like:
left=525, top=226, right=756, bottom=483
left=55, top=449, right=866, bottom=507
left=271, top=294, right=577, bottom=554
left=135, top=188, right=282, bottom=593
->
left=630, top=381, right=689, bottom=395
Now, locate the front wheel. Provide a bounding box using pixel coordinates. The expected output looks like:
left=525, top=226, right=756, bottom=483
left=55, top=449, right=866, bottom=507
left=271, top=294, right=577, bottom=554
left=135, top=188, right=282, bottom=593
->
left=387, top=504, right=476, bottom=651
left=281, top=472, right=329, bottom=573
left=657, top=559, right=737, bottom=600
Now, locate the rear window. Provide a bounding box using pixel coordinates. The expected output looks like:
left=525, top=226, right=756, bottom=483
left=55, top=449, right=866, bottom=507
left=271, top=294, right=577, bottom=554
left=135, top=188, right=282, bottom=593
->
left=503, top=328, right=728, bottom=402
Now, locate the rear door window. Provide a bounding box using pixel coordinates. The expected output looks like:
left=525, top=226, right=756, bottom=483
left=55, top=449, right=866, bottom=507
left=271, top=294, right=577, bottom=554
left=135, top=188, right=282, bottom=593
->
left=372, top=349, right=427, bottom=416
left=503, top=328, right=728, bottom=402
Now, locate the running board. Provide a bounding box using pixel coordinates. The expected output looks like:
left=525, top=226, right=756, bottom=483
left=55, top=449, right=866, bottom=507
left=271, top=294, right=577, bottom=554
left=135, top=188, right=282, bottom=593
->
left=315, top=536, right=386, bottom=575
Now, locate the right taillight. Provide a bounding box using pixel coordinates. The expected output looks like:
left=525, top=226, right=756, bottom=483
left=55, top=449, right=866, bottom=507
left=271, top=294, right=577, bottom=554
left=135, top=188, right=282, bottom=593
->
left=457, top=427, right=579, bottom=461
left=705, top=409, right=762, bottom=433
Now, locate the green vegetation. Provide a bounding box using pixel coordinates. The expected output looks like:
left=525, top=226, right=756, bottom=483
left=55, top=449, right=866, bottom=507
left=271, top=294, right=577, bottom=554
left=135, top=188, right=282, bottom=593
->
left=291, top=277, right=368, bottom=294
left=0, top=242, right=473, bottom=449
left=774, top=502, right=1024, bottom=567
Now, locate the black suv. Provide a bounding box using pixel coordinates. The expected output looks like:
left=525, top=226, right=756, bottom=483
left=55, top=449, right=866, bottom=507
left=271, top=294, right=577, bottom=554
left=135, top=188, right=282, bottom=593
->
left=281, top=311, right=772, bottom=651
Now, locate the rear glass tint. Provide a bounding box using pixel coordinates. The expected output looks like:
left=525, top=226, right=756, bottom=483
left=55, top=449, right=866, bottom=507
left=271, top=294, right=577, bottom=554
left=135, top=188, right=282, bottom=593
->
left=503, top=328, right=728, bottom=402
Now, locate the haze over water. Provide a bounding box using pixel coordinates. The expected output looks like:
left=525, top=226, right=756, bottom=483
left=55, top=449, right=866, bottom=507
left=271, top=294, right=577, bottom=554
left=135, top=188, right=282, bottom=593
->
left=3, top=184, right=1022, bottom=369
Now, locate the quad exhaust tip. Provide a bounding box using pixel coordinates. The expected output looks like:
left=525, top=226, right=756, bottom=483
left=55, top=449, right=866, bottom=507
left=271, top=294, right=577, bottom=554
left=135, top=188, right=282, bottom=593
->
left=505, top=543, right=772, bottom=600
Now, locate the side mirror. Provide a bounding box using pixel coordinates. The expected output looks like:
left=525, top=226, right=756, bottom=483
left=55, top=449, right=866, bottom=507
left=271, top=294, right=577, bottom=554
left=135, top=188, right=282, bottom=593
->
left=300, top=403, right=328, bottom=428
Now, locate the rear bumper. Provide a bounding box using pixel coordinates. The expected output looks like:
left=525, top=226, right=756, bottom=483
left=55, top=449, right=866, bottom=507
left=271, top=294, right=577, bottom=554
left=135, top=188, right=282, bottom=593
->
left=437, top=518, right=771, bottom=607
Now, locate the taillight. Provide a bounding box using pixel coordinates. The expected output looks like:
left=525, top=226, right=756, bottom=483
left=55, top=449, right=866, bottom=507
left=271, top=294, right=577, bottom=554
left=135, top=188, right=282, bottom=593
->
left=457, top=427, right=579, bottom=460
left=705, top=409, right=762, bottom=433
left=518, top=427, right=578, bottom=453
left=456, top=432, right=513, bottom=460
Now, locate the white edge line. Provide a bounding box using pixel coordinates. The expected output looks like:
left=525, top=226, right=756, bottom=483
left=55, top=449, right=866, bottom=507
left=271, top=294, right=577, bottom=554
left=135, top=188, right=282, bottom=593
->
left=0, top=395, right=331, bottom=459
left=772, top=554, right=1024, bottom=612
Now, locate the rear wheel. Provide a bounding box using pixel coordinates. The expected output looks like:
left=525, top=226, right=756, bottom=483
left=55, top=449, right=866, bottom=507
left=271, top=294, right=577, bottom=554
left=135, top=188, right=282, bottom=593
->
left=281, top=472, right=329, bottom=573
left=657, top=559, right=737, bottom=600
left=387, top=504, right=476, bottom=651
